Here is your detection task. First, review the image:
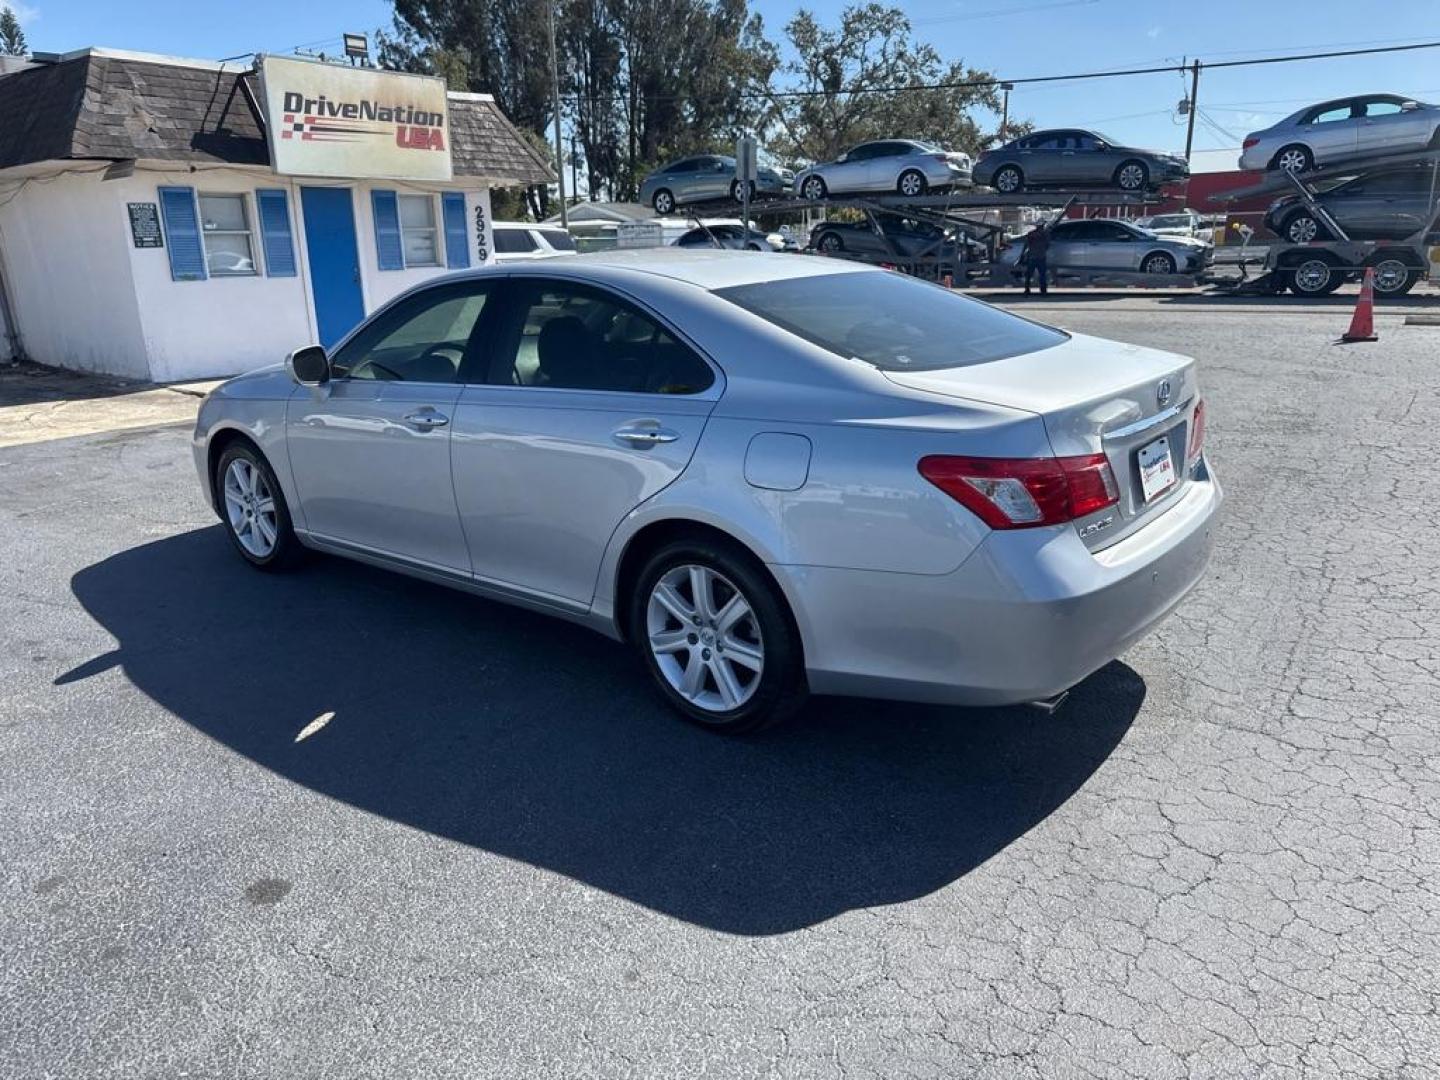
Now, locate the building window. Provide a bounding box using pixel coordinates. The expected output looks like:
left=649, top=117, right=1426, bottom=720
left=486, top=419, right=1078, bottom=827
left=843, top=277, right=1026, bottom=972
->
left=198, top=193, right=258, bottom=276
left=398, top=194, right=439, bottom=267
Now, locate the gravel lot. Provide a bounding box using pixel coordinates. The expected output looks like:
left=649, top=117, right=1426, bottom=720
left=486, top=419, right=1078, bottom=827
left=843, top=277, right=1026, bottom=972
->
left=2, top=298, right=1437, bottom=1078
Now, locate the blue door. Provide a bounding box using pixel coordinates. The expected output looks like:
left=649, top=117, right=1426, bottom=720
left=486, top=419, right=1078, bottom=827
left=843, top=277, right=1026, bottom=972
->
left=300, top=187, right=366, bottom=348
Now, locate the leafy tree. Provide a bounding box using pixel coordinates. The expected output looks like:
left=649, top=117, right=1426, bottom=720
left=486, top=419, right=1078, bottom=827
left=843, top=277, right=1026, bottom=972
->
left=0, top=7, right=27, bottom=57
left=765, top=4, right=1003, bottom=165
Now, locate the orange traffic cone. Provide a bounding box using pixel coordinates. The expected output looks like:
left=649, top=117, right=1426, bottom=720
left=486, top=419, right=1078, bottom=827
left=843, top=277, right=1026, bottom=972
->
left=1340, top=267, right=1379, bottom=343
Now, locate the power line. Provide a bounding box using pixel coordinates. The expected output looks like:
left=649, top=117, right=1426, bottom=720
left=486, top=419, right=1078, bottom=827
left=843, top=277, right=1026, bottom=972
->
left=912, top=0, right=1100, bottom=27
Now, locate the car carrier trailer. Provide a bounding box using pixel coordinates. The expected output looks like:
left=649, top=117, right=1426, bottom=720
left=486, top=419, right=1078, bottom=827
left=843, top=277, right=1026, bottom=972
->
left=1205, top=150, right=1440, bottom=298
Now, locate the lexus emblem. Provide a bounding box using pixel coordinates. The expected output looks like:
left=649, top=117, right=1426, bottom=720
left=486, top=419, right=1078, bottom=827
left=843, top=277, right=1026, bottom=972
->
left=1156, top=379, right=1173, bottom=407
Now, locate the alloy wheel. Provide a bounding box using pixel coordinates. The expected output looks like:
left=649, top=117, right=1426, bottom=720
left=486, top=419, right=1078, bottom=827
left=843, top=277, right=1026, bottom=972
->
left=1287, top=215, right=1319, bottom=243
left=646, top=564, right=764, bottom=713
left=1277, top=147, right=1310, bottom=173
left=899, top=170, right=926, bottom=197
left=654, top=191, right=674, bottom=214
left=801, top=176, right=825, bottom=200
left=223, top=458, right=278, bottom=558
left=1292, top=259, right=1333, bottom=294
left=1143, top=253, right=1176, bottom=275
left=994, top=167, right=1021, bottom=193
left=1117, top=163, right=1147, bottom=190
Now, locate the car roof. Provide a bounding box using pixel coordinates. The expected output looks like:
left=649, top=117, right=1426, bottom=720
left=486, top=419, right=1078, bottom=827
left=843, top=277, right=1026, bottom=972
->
left=475, top=247, right=879, bottom=292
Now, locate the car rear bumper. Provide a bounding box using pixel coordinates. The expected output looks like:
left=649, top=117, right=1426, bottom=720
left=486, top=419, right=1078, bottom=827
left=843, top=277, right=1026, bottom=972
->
left=782, top=464, right=1221, bottom=707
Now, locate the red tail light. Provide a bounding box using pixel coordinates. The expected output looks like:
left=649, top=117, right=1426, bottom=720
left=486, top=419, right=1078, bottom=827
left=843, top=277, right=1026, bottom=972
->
left=1187, top=399, right=1206, bottom=467
left=1242, top=137, right=1259, bottom=149
left=918, top=454, right=1119, bottom=530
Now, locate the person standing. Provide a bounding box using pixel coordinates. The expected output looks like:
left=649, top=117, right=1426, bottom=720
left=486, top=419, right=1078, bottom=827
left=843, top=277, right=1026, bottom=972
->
left=1020, top=219, right=1050, bottom=296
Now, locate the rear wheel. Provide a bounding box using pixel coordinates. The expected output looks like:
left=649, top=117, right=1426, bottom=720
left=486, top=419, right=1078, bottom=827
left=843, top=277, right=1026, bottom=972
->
left=215, top=441, right=303, bottom=571
left=816, top=231, right=844, bottom=253
left=992, top=165, right=1024, bottom=193
left=1273, top=144, right=1313, bottom=173
left=800, top=174, right=827, bottom=201
left=1370, top=256, right=1419, bottom=296
left=1287, top=256, right=1343, bottom=296
left=630, top=538, right=807, bottom=733
left=652, top=189, right=675, bottom=215
left=897, top=169, right=928, bottom=198
left=1115, top=160, right=1150, bottom=191
left=731, top=178, right=756, bottom=202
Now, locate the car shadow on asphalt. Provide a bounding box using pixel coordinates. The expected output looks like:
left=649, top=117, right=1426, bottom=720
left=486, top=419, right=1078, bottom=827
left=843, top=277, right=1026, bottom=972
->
left=63, top=526, right=1145, bottom=936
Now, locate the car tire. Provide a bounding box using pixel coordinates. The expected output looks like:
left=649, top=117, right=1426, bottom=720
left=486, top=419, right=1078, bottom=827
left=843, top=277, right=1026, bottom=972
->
left=215, top=440, right=304, bottom=572
left=897, top=169, right=928, bottom=198
left=1283, top=212, right=1327, bottom=244
left=1273, top=144, right=1313, bottom=173
left=1115, top=160, right=1150, bottom=191
left=652, top=189, right=675, bottom=215
left=1287, top=256, right=1342, bottom=296
left=731, top=178, right=756, bottom=202
left=629, top=537, right=807, bottom=734
left=816, top=231, right=844, bottom=253
left=992, top=165, right=1024, bottom=193
left=1369, top=256, right=1419, bottom=296
left=745, top=242, right=763, bottom=252
left=1142, top=251, right=1177, bottom=275
left=800, top=175, right=827, bottom=201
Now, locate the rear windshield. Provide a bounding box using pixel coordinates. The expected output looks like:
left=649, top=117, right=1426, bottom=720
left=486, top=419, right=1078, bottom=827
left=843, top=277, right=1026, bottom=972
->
left=715, top=271, right=1067, bottom=371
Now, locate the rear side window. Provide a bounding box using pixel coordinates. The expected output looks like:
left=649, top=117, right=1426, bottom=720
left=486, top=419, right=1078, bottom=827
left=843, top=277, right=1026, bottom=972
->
left=493, top=228, right=539, bottom=253
left=717, top=272, right=1067, bottom=372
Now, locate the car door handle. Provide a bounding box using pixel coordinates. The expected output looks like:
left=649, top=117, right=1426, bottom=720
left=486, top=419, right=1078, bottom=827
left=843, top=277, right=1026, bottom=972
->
left=613, top=426, right=678, bottom=446
left=404, top=410, right=449, bottom=430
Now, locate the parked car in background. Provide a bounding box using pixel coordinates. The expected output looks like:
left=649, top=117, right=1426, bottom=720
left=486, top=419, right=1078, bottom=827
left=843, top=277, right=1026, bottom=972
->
left=1135, top=210, right=1207, bottom=239
left=194, top=249, right=1217, bottom=732
left=640, top=155, right=793, bottom=215
left=793, top=140, right=973, bottom=201
left=492, top=221, right=578, bottom=262
left=998, top=218, right=1211, bottom=277
left=975, top=130, right=1189, bottom=193
left=674, top=222, right=788, bottom=252
left=1263, top=163, right=1440, bottom=242
left=1239, top=94, right=1440, bottom=173
left=810, top=217, right=984, bottom=267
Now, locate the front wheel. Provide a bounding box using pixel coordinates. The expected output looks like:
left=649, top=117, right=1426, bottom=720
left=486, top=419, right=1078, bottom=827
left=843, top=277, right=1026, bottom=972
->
left=1142, top=251, right=1177, bottom=275
left=1115, top=160, right=1150, bottom=191
left=215, top=441, right=303, bottom=571
left=992, top=165, right=1024, bottom=193
left=1284, top=212, right=1327, bottom=244
left=630, top=539, right=807, bottom=733
left=652, top=189, right=675, bottom=215
left=731, top=178, right=756, bottom=202
left=800, top=175, right=827, bottom=201
left=816, top=231, right=844, bottom=253
left=1273, top=144, right=1313, bottom=173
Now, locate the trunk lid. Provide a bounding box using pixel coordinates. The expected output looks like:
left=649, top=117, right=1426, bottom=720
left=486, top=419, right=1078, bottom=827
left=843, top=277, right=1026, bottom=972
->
left=885, top=332, right=1199, bottom=550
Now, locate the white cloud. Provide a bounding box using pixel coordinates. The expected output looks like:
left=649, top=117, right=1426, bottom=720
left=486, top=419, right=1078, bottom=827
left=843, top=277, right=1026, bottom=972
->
left=9, top=3, right=40, bottom=24
left=1146, top=25, right=1162, bottom=39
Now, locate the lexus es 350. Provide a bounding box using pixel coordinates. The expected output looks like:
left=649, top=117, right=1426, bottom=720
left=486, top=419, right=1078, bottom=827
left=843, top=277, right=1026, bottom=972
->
left=195, top=251, right=1219, bottom=733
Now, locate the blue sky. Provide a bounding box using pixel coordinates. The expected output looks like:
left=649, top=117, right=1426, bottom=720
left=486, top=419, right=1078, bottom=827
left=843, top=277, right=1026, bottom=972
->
left=17, top=0, right=1440, bottom=163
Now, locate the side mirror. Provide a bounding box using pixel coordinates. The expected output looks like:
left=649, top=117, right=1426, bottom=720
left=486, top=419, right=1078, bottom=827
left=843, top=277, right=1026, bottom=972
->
left=1401, top=100, right=1420, bottom=112
left=287, top=344, right=330, bottom=387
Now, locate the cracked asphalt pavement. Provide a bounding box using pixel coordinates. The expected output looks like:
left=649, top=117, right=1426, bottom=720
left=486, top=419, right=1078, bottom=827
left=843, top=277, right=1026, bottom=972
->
left=2, top=298, right=1437, bottom=1077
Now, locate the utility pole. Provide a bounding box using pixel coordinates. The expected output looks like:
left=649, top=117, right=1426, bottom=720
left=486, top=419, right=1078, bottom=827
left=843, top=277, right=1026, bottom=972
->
left=545, top=0, right=568, bottom=227
left=571, top=134, right=579, bottom=201
left=1000, top=82, right=1014, bottom=140
left=1183, top=60, right=1201, bottom=162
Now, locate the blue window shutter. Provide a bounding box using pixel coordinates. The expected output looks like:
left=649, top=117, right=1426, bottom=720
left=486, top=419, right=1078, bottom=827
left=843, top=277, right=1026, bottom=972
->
left=442, top=192, right=469, bottom=269
left=255, top=189, right=297, bottom=277
left=371, top=189, right=403, bottom=270
left=158, top=186, right=206, bottom=281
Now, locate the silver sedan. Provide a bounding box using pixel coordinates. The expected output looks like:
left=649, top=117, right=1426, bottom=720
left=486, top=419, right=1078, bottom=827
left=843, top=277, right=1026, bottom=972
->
left=794, top=139, right=973, bottom=200
left=1239, top=94, right=1440, bottom=173
left=194, top=251, right=1219, bottom=733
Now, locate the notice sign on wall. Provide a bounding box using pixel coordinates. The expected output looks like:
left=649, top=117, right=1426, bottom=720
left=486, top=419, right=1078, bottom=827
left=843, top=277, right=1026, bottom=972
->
left=259, top=55, right=452, bottom=182
left=127, top=202, right=163, bottom=248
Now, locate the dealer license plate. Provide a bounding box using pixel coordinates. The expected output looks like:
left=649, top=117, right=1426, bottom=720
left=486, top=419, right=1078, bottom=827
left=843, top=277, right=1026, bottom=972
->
left=1137, top=436, right=1176, bottom=502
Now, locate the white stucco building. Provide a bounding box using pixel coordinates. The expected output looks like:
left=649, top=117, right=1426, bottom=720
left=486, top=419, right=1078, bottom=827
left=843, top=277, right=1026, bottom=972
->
left=0, top=48, right=551, bottom=381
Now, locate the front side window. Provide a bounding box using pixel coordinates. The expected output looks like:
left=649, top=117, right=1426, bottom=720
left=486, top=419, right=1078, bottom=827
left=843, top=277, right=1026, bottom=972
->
left=1361, top=99, right=1405, bottom=117
left=331, top=283, right=490, bottom=382
left=198, top=193, right=257, bottom=276
left=717, top=271, right=1067, bottom=372
left=485, top=280, right=714, bottom=394
left=398, top=194, right=439, bottom=266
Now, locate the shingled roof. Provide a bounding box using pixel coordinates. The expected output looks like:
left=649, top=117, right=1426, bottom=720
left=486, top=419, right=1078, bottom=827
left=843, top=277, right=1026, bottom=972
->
left=0, top=49, right=553, bottom=184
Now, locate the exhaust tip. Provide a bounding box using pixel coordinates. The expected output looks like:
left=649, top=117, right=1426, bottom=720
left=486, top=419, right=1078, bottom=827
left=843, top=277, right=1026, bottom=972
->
left=1026, top=690, right=1070, bottom=715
